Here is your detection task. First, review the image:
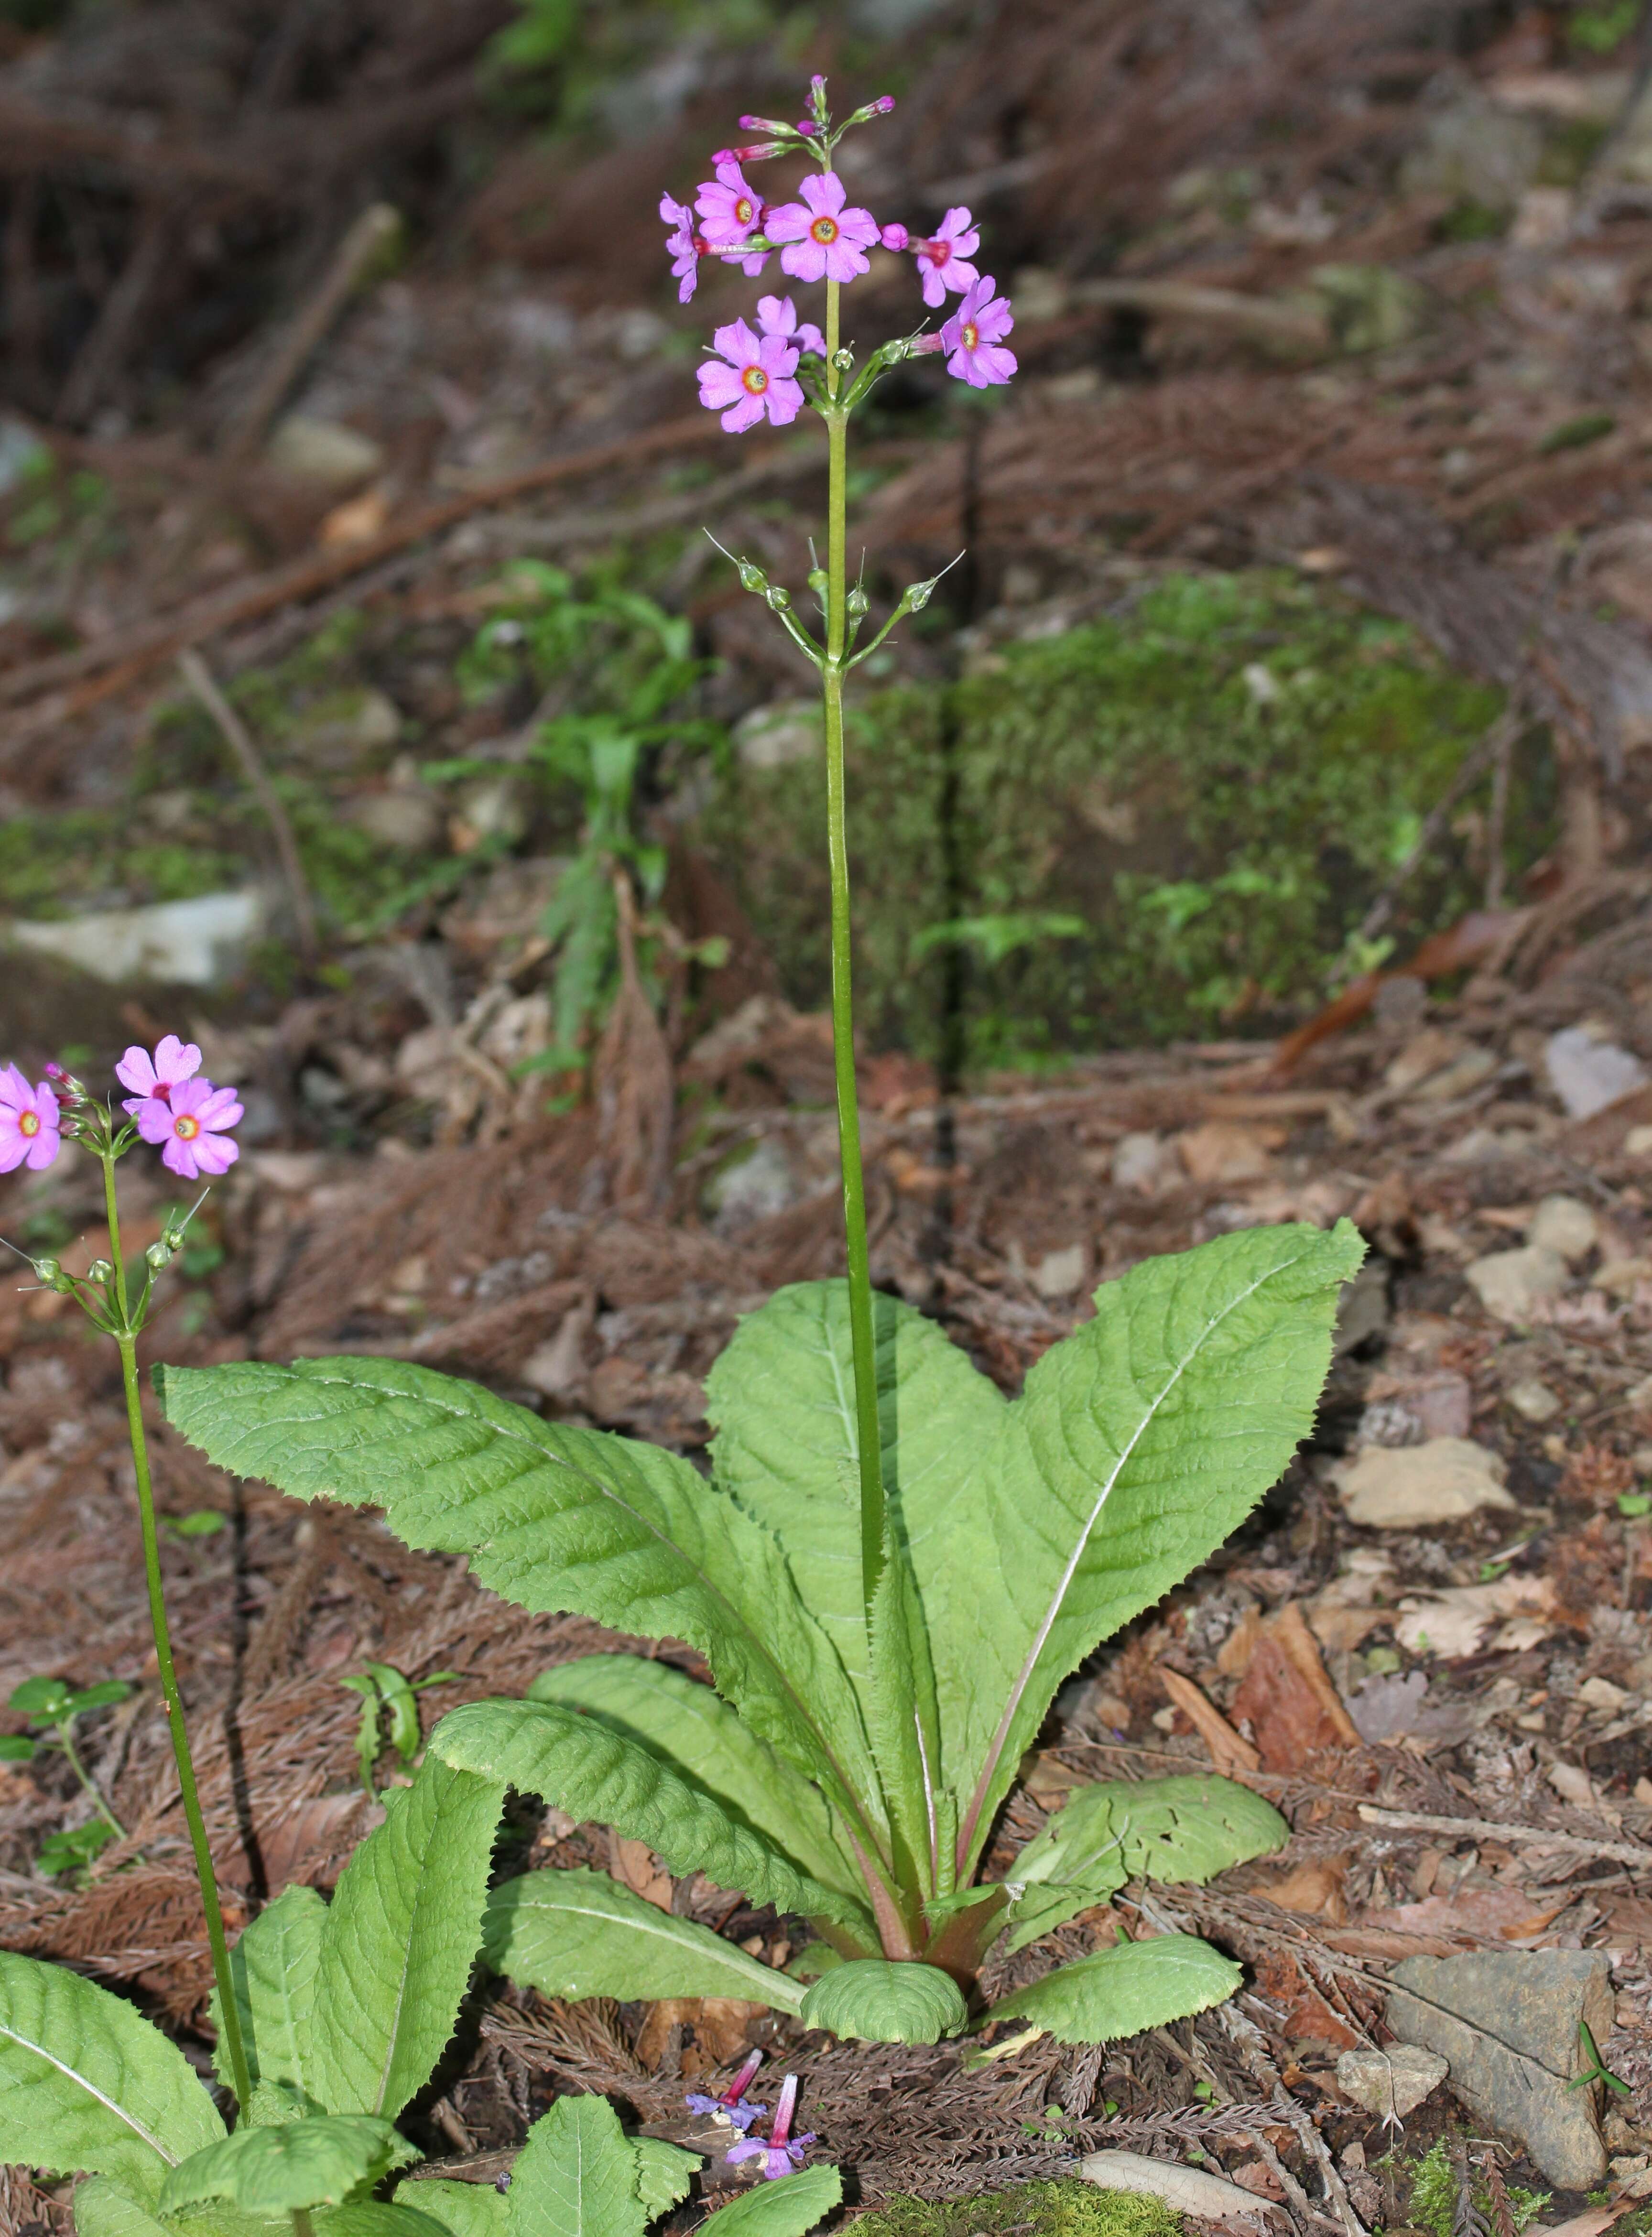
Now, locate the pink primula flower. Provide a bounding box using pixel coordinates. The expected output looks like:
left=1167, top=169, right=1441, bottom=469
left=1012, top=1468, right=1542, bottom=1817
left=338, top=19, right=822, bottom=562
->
left=913, top=206, right=979, bottom=308
left=766, top=173, right=877, bottom=285
left=0, top=1067, right=59, bottom=1173
left=136, top=1075, right=242, bottom=1182
left=697, top=318, right=804, bottom=433
left=115, top=1034, right=201, bottom=1117
left=757, top=293, right=826, bottom=358
left=941, top=274, right=1017, bottom=388
left=696, top=160, right=764, bottom=248
left=725, top=2075, right=815, bottom=2182
left=661, top=193, right=703, bottom=304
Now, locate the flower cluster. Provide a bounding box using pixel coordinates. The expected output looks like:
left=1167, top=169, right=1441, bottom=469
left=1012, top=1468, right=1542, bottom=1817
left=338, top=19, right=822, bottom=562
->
left=685, top=2059, right=814, bottom=2182
left=0, top=1035, right=242, bottom=1184
left=663, top=76, right=1016, bottom=425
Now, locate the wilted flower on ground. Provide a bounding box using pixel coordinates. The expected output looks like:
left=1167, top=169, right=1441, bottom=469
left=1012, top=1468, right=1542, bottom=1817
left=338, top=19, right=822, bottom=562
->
left=0, top=1069, right=60, bottom=1173
left=941, top=274, right=1017, bottom=387
left=766, top=174, right=878, bottom=285
left=912, top=206, right=979, bottom=308
left=135, top=1076, right=242, bottom=1181
left=115, top=1035, right=201, bottom=1116
left=685, top=2046, right=767, bottom=2132
left=725, top=2074, right=815, bottom=2181
left=697, top=318, right=804, bottom=432
left=756, top=293, right=826, bottom=359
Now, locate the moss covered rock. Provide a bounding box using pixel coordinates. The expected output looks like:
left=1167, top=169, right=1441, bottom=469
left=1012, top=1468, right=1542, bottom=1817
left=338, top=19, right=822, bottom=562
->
left=850, top=2178, right=1182, bottom=2237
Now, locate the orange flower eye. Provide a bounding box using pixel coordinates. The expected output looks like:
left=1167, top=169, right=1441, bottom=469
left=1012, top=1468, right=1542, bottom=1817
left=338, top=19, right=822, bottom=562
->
left=175, top=1115, right=200, bottom=1140
left=810, top=216, right=839, bottom=244
left=961, top=322, right=979, bottom=351
left=18, top=1111, right=38, bottom=1137
left=741, top=365, right=769, bottom=395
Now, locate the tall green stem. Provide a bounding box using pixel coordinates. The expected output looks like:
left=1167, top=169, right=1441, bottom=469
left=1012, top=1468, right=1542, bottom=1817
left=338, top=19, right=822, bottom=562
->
left=102, top=1154, right=252, bottom=2115
left=821, top=271, right=888, bottom=1623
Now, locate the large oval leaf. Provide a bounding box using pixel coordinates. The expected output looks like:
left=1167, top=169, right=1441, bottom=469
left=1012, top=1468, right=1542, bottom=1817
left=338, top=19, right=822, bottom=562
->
left=71, top=2181, right=282, bottom=2237
left=507, top=2094, right=645, bottom=2237
left=430, top=1697, right=864, bottom=1932
left=157, top=1357, right=879, bottom=1841
left=988, top=1932, right=1242, bottom=2044
left=1014, top=1775, right=1287, bottom=1891
left=393, top=2182, right=508, bottom=2237
left=483, top=1869, right=806, bottom=2014
left=0, top=1950, right=224, bottom=2198
left=701, top=2164, right=842, bottom=2237
left=211, top=1882, right=326, bottom=2102
left=160, top=2115, right=415, bottom=2215
left=798, top=1958, right=967, bottom=2044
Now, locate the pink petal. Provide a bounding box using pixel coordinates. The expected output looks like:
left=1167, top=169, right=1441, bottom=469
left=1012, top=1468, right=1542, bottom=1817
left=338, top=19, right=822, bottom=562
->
left=779, top=241, right=826, bottom=283
left=189, top=1132, right=239, bottom=1176
left=135, top=1103, right=175, bottom=1145
left=114, top=1047, right=158, bottom=1097
left=711, top=317, right=761, bottom=366
left=698, top=361, right=746, bottom=409
left=764, top=202, right=811, bottom=244
left=24, top=1127, right=60, bottom=1171
left=920, top=264, right=948, bottom=309
left=799, top=172, right=845, bottom=217
left=0, top=1064, right=33, bottom=1112
left=0, top=1129, right=26, bottom=1175
left=798, top=323, right=826, bottom=355
left=720, top=392, right=766, bottom=434
left=756, top=335, right=799, bottom=377
left=153, top=1035, right=200, bottom=1087
left=195, top=1087, right=243, bottom=1130
left=836, top=207, right=879, bottom=248
left=822, top=240, right=870, bottom=283
left=763, top=378, right=805, bottom=427
left=162, top=1137, right=201, bottom=1181
left=756, top=294, right=795, bottom=336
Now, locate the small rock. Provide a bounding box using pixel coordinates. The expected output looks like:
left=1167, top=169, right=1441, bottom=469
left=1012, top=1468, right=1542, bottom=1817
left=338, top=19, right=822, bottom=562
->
left=1336, top=1437, right=1516, bottom=1529
left=1548, top=1760, right=1598, bottom=1808
left=1388, top=1949, right=1612, bottom=2189
left=1335, top=2044, right=1448, bottom=2121
left=1579, top=1675, right=1629, bottom=1712
left=1408, top=1046, right=1499, bottom=1104
left=734, top=699, right=821, bottom=770
left=1385, top=1026, right=1467, bottom=1096
left=1506, top=1378, right=1562, bottom=1423
left=1546, top=1025, right=1649, bottom=1121
left=1346, top=1670, right=1429, bottom=1744
left=1465, top=1243, right=1568, bottom=1324
left=1176, top=1119, right=1280, bottom=1184
left=1077, top=2152, right=1272, bottom=2226
left=1032, top=1243, right=1087, bottom=1299
left=1111, top=1130, right=1164, bottom=1194
left=8, top=889, right=263, bottom=987
left=1334, top=1259, right=1390, bottom=1357
left=1527, top=1194, right=1599, bottom=1262
left=704, top=1137, right=798, bottom=1231
left=1626, top=1125, right=1652, bottom=1158
left=267, top=414, right=386, bottom=490
left=1399, top=97, right=1544, bottom=208
left=349, top=786, right=443, bottom=851
left=289, top=688, right=402, bottom=770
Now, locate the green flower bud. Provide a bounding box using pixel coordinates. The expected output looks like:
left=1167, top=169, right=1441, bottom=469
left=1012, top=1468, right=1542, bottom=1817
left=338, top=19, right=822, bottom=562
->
left=765, top=586, right=792, bottom=611
left=85, top=1259, right=112, bottom=1285
left=905, top=576, right=942, bottom=613
left=831, top=348, right=854, bottom=373
left=145, top=1241, right=175, bottom=1272
left=31, top=1258, right=73, bottom=1294
left=846, top=586, right=870, bottom=618
left=736, top=558, right=769, bottom=595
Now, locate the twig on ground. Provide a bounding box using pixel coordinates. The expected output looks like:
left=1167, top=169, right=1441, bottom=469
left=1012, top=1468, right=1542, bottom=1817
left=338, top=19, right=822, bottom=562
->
left=177, top=647, right=318, bottom=960
left=1357, top=1804, right=1652, bottom=1870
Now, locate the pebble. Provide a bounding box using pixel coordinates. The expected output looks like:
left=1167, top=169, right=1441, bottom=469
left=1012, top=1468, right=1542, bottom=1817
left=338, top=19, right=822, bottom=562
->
left=1031, top=1243, right=1087, bottom=1299
left=1545, top=1025, right=1649, bottom=1121
left=1111, top=1130, right=1164, bottom=1193
left=1335, top=2044, right=1448, bottom=2121
left=1506, top=1378, right=1562, bottom=1423
left=1336, top=1437, right=1517, bottom=1529
left=1526, top=1194, right=1599, bottom=1262
left=1465, top=1243, right=1568, bottom=1323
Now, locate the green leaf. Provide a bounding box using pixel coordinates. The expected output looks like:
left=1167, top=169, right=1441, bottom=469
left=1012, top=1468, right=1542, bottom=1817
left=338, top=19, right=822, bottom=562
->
left=0, top=1733, right=36, bottom=1760
left=528, top=1657, right=866, bottom=1922
left=311, top=1754, right=504, bottom=2120
left=159, top=2113, right=416, bottom=2214
left=1014, top=1775, right=1287, bottom=1893
left=483, top=1869, right=805, bottom=2014
left=0, top=1949, right=224, bottom=2196
left=700, top=2165, right=842, bottom=2237
left=939, top=1222, right=1364, bottom=1872
left=705, top=1281, right=1005, bottom=1789
left=10, top=1675, right=71, bottom=1717
left=159, top=1357, right=877, bottom=1844
left=431, top=1698, right=861, bottom=1931
left=505, top=2094, right=646, bottom=2237
left=395, top=2181, right=509, bottom=2237
left=797, top=1959, right=967, bottom=2044
left=213, top=1883, right=326, bottom=2101
left=987, top=1933, right=1243, bottom=2043
left=865, top=1529, right=947, bottom=1902
left=999, top=1883, right=1105, bottom=1958
left=316, top=2209, right=456, bottom=2237
left=631, top=2138, right=700, bottom=2218
left=64, top=1682, right=134, bottom=1717
left=72, top=2178, right=280, bottom=2237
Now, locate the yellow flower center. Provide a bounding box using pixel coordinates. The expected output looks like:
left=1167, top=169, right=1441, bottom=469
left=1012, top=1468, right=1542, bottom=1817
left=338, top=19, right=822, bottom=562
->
left=735, top=196, right=754, bottom=225
left=962, top=321, right=979, bottom=351
left=19, top=1110, right=38, bottom=1137
left=741, top=364, right=769, bottom=395
left=175, top=1114, right=200, bottom=1140
left=810, top=215, right=839, bottom=244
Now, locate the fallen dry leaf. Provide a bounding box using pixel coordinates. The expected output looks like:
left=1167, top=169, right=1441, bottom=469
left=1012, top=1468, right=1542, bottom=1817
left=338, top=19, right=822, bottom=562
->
left=1252, top=1947, right=1360, bottom=2048
left=1393, top=1574, right=1555, bottom=1659
left=1251, top=1856, right=1350, bottom=1925
left=634, top=1995, right=767, bottom=2073
left=610, top=1832, right=674, bottom=1911
left=1364, top=1883, right=1568, bottom=1943
left=1158, top=1665, right=1261, bottom=1775
left=1230, top=1617, right=1356, bottom=1771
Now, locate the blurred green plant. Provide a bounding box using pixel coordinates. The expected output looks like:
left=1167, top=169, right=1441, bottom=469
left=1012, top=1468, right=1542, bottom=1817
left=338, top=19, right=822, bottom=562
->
left=1, top=1675, right=132, bottom=1879
left=339, top=1662, right=460, bottom=1798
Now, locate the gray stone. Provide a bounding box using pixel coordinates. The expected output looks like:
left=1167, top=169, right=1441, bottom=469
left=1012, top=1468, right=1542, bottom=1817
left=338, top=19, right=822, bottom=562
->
left=267, top=414, right=385, bottom=490
left=1399, top=99, right=1544, bottom=210
left=735, top=699, right=821, bottom=771
left=1336, top=1437, right=1515, bottom=1529
left=1336, top=2043, right=1448, bottom=2121
left=1111, top=1131, right=1164, bottom=1194
left=1546, top=1026, right=1649, bottom=1120
left=8, top=889, right=262, bottom=986
left=1388, top=1949, right=1612, bottom=2189
left=704, top=1137, right=798, bottom=1231
left=1465, top=1243, right=1568, bottom=1324
left=1528, top=1194, right=1600, bottom=1262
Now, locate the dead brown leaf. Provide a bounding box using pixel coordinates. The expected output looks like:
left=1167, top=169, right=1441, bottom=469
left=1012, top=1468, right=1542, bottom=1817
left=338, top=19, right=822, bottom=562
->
left=1158, top=1665, right=1261, bottom=1775
left=1252, top=1948, right=1360, bottom=2048
left=633, top=1996, right=767, bottom=2074
left=1251, top=1856, right=1350, bottom=1925
left=1364, top=1883, right=1569, bottom=1943
left=609, top=1832, right=674, bottom=1911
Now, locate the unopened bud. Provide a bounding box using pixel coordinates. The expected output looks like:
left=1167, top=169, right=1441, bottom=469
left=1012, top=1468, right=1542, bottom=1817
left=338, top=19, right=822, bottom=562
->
left=874, top=95, right=896, bottom=114
left=735, top=557, right=769, bottom=596
left=807, top=565, right=829, bottom=594
left=880, top=222, right=910, bottom=252
left=31, top=1258, right=73, bottom=1294
left=162, top=1224, right=186, bottom=1253
left=904, top=576, right=943, bottom=613
left=712, top=143, right=781, bottom=165
left=145, top=1241, right=175, bottom=1272
left=846, top=586, right=870, bottom=618
left=85, top=1259, right=112, bottom=1285
left=43, top=1061, right=85, bottom=1101
left=831, top=348, right=853, bottom=372
left=765, top=586, right=792, bottom=611
left=739, top=113, right=788, bottom=133
left=796, top=118, right=817, bottom=138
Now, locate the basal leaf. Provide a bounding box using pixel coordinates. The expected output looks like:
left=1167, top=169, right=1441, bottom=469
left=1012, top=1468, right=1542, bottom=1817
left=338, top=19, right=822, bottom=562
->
left=939, top=1222, right=1364, bottom=1873
left=1000, top=1884, right=1115, bottom=1958
left=1014, top=1775, right=1287, bottom=1894
left=396, top=2181, right=509, bottom=2237
left=72, top=2179, right=281, bottom=2237
left=631, top=2138, right=700, bottom=2217
left=159, top=1357, right=878, bottom=1845
left=700, top=2164, right=842, bottom=2237
left=706, top=1281, right=1004, bottom=1773
left=528, top=1657, right=865, bottom=1920
left=865, top=1528, right=947, bottom=1901
left=316, top=2208, right=456, bottom=2237
left=987, top=1932, right=1242, bottom=2043
left=159, top=2113, right=416, bottom=2214
left=797, top=1958, right=967, bottom=2044
left=0, top=1950, right=224, bottom=2198
left=311, top=1754, right=504, bottom=2120
left=432, top=1697, right=863, bottom=1932
left=483, top=1869, right=805, bottom=2014
left=213, top=1882, right=326, bottom=2102
left=506, top=2094, right=646, bottom=2237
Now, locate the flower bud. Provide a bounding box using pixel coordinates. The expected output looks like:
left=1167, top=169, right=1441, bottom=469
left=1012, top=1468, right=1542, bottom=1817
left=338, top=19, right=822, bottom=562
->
left=739, top=113, right=790, bottom=134
left=735, top=557, right=770, bottom=595
left=162, top=1224, right=187, bottom=1254
left=807, top=565, right=829, bottom=595
left=846, top=586, right=870, bottom=618
left=31, top=1258, right=73, bottom=1294
left=85, top=1259, right=113, bottom=1284
left=43, top=1061, right=86, bottom=1101
left=880, top=222, right=910, bottom=252
left=145, top=1241, right=174, bottom=1272
left=765, top=586, right=792, bottom=611
left=874, top=95, right=896, bottom=114
left=831, top=348, right=854, bottom=372
left=796, top=119, right=817, bottom=137
left=904, top=575, right=944, bottom=613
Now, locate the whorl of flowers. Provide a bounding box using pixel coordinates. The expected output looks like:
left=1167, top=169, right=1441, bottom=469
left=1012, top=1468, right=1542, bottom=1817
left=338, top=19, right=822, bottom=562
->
left=663, top=75, right=1016, bottom=415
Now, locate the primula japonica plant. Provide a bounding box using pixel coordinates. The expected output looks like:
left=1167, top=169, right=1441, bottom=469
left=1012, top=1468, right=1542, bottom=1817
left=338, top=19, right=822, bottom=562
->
left=151, top=80, right=1363, bottom=2052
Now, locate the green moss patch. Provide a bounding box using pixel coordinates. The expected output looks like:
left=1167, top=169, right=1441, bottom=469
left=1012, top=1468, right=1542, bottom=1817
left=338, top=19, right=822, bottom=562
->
left=698, top=571, right=1553, bottom=1064
left=850, top=2178, right=1182, bottom=2237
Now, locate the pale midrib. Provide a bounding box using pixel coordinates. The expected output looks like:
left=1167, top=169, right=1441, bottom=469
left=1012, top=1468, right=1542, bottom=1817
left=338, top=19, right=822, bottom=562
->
left=957, top=1255, right=1303, bottom=1872
left=0, top=2018, right=184, bottom=2164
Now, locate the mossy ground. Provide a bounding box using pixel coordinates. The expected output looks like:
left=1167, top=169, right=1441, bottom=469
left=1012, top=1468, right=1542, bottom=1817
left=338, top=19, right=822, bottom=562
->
left=848, top=2179, right=1181, bottom=2237
left=698, top=570, right=1555, bottom=1064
